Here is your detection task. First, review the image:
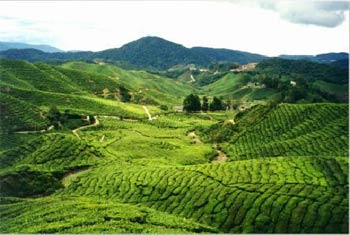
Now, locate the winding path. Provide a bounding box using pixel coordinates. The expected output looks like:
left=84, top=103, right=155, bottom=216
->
left=187, top=131, right=202, bottom=144
left=190, top=74, right=196, bottom=83
left=14, top=125, right=54, bottom=134
left=72, top=116, right=99, bottom=139
left=142, top=106, right=153, bottom=120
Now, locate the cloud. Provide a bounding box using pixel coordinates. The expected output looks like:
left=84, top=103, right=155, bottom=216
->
left=258, top=1, right=349, bottom=27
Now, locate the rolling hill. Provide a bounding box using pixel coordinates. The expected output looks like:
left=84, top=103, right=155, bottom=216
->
left=0, top=56, right=348, bottom=233
left=279, top=52, right=349, bottom=64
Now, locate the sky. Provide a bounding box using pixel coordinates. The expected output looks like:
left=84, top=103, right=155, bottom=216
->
left=0, top=0, right=349, bottom=56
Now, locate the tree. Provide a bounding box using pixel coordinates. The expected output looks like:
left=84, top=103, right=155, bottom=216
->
left=183, top=94, right=201, bottom=112
left=209, top=96, right=224, bottom=111
left=47, top=106, right=60, bottom=122
left=202, top=96, right=209, bottom=112
left=47, top=106, right=61, bottom=127
left=160, top=104, right=168, bottom=111
left=119, top=86, right=131, bottom=102
left=225, top=98, right=232, bottom=111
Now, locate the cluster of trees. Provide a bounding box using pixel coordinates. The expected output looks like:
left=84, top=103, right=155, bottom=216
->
left=47, top=106, right=90, bottom=128
left=119, top=86, right=131, bottom=102
left=183, top=94, right=226, bottom=112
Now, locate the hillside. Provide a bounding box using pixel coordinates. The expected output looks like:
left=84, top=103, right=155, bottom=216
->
left=1, top=102, right=348, bottom=233
left=223, top=103, right=348, bottom=160
left=0, top=57, right=348, bottom=233
left=279, top=52, right=349, bottom=64
left=196, top=58, right=348, bottom=104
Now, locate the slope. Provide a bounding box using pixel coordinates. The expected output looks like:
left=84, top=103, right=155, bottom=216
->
left=0, top=196, right=216, bottom=233
left=220, top=103, right=349, bottom=160
left=59, top=155, right=348, bottom=233
left=60, top=61, right=192, bottom=105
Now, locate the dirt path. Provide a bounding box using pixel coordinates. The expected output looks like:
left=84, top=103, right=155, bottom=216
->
left=143, top=106, right=153, bottom=120
left=212, top=149, right=228, bottom=163
left=190, top=74, right=196, bottom=83
left=227, top=118, right=235, bottom=124
left=72, top=116, right=99, bottom=139
left=14, top=125, right=54, bottom=134
left=188, top=131, right=202, bottom=144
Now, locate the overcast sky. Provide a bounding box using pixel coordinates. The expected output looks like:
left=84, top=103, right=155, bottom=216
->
left=0, top=1, right=348, bottom=56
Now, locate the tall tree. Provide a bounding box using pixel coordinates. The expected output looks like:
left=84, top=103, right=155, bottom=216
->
left=209, top=96, right=224, bottom=111
left=202, top=96, right=209, bottom=112
left=183, top=94, right=201, bottom=112
left=119, top=86, right=131, bottom=102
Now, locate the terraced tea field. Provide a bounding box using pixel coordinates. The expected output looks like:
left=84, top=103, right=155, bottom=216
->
left=59, top=156, right=348, bottom=233
left=0, top=196, right=216, bottom=233
left=222, top=103, right=349, bottom=160
left=1, top=102, right=348, bottom=233
left=0, top=59, right=348, bottom=233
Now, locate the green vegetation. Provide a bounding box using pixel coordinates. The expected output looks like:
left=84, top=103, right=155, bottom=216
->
left=60, top=155, right=348, bottom=233
left=198, top=103, right=348, bottom=160
left=0, top=196, right=216, bottom=233
left=0, top=57, right=348, bottom=233
left=0, top=36, right=266, bottom=70
left=183, top=94, right=201, bottom=112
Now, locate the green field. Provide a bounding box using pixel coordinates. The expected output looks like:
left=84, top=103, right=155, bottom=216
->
left=0, top=58, right=348, bottom=233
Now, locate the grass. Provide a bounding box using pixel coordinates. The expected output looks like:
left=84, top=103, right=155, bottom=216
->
left=60, top=61, right=193, bottom=105
left=199, top=72, right=278, bottom=103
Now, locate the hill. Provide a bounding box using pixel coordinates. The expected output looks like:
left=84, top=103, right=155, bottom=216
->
left=1, top=101, right=348, bottom=233
left=279, top=52, right=349, bottom=64
left=0, top=57, right=348, bottom=233
left=0, top=36, right=266, bottom=70
left=198, top=103, right=348, bottom=160
left=196, top=57, right=348, bottom=104
left=0, top=41, right=63, bottom=53
left=0, top=196, right=215, bottom=233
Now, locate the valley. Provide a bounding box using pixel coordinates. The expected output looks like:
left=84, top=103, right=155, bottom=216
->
left=0, top=38, right=348, bottom=233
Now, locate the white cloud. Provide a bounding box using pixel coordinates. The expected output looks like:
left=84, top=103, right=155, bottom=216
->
left=257, top=1, right=349, bottom=27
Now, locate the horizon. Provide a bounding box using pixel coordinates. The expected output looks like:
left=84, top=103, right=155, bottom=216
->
left=1, top=35, right=349, bottom=56
left=0, top=1, right=349, bottom=56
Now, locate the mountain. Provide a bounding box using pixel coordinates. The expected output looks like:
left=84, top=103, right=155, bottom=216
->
left=95, top=36, right=207, bottom=69
left=330, top=58, right=349, bottom=69
left=0, top=41, right=64, bottom=53
left=0, top=36, right=266, bottom=70
left=191, top=47, right=265, bottom=65
left=279, top=52, right=349, bottom=64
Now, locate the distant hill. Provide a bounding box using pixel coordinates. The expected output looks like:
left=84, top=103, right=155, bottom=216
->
left=330, top=58, right=349, bottom=70
left=0, top=36, right=266, bottom=70
left=0, top=41, right=63, bottom=53
left=279, top=52, right=349, bottom=64
left=1, top=37, right=347, bottom=71
left=256, top=57, right=348, bottom=84
left=198, top=57, right=348, bottom=103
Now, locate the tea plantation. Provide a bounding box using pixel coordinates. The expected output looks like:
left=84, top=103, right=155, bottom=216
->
left=0, top=59, right=348, bottom=233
